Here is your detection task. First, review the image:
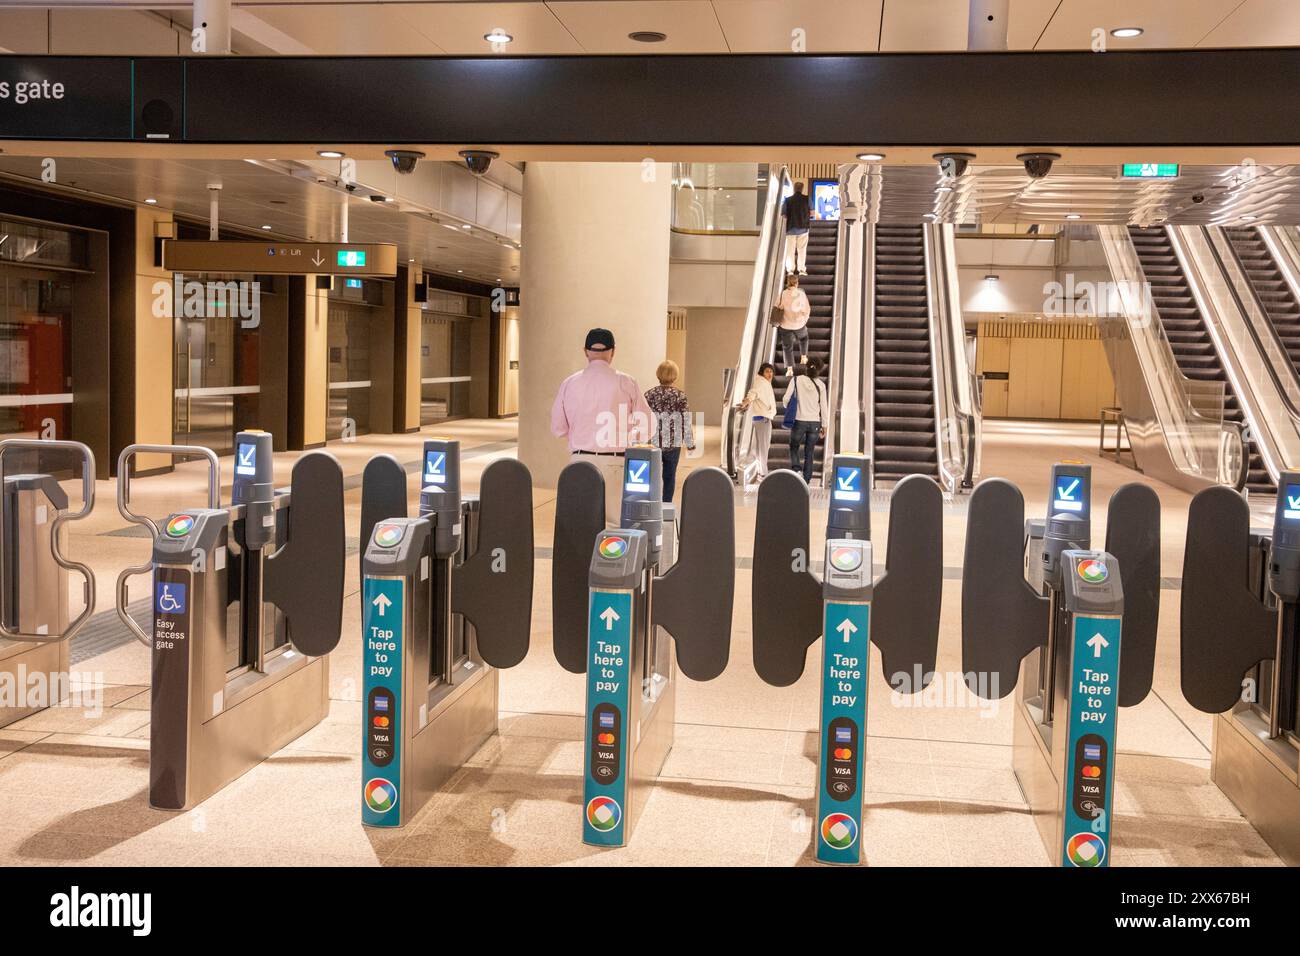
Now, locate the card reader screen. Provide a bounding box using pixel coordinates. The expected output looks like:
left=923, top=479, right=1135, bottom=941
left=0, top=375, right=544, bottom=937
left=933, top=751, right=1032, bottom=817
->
left=1053, top=473, right=1085, bottom=513
left=623, top=457, right=651, bottom=495
left=423, top=449, right=447, bottom=486
left=832, top=465, right=862, bottom=503
left=235, top=441, right=257, bottom=477
left=1284, top=483, right=1300, bottom=521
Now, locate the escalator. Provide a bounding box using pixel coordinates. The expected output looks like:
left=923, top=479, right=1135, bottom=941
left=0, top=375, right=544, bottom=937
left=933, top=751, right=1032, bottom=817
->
left=767, top=219, right=837, bottom=477
left=1224, top=227, right=1300, bottom=374
left=1127, top=226, right=1272, bottom=494
left=871, top=224, right=939, bottom=482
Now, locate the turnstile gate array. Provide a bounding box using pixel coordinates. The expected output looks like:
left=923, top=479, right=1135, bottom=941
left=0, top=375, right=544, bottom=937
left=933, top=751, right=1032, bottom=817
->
left=752, top=454, right=943, bottom=864
left=358, top=439, right=533, bottom=827
left=116, top=431, right=345, bottom=810
left=0, top=439, right=96, bottom=727
left=962, top=463, right=1160, bottom=866
left=554, top=446, right=735, bottom=846
left=1181, top=475, right=1300, bottom=865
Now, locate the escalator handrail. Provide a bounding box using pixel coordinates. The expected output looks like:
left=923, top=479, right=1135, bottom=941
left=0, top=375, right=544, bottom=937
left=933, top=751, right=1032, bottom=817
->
left=825, top=180, right=851, bottom=489
left=932, top=223, right=979, bottom=491
left=722, top=164, right=790, bottom=476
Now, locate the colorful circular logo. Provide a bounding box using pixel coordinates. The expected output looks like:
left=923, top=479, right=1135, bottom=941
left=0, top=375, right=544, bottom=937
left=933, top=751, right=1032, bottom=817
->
left=829, top=546, right=863, bottom=573
left=598, top=536, right=628, bottom=560
left=1077, top=559, right=1108, bottom=584
left=586, top=796, right=622, bottom=832
left=165, top=514, right=195, bottom=538
left=364, top=778, right=398, bottom=814
left=1066, top=832, right=1106, bottom=867
left=820, top=812, right=859, bottom=850
left=374, top=524, right=404, bottom=548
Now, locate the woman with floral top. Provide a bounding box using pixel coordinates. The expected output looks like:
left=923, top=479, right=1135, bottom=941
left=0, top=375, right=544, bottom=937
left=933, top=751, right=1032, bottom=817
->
left=644, top=359, right=695, bottom=503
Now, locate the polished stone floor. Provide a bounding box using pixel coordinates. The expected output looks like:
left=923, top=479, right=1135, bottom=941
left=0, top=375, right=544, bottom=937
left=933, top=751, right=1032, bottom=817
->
left=0, top=418, right=1283, bottom=866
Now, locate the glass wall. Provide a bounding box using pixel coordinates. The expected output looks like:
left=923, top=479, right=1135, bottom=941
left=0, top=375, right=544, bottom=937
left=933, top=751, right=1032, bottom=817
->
left=671, top=163, right=764, bottom=234
left=0, top=218, right=87, bottom=439
left=420, top=289, right=478, bottom=424
left=327, top=279, right=387, bottom=441
left=172, top=276, right=265, bottom=454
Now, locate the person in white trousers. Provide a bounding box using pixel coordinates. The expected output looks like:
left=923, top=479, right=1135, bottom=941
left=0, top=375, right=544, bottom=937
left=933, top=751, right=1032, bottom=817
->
left=738, top=362, right=777, bottom=480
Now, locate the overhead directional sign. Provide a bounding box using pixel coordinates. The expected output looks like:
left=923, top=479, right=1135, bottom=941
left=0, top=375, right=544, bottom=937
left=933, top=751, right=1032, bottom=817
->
left=1121, top=163, right=1179, bottom=179
left=162, top=240, right=397, bottom=277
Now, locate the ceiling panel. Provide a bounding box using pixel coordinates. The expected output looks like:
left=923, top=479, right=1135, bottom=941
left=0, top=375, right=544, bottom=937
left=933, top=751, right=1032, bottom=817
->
left=240, top=4, right=445, bottom=55
left=1006, top=0, right=1064, bottom=49
left=880, top=0, right=969, bottom=51
left=1200, top=0, right=1300, bottom=47
left=395, top=2, right=582, bottom=55
left=547, top=1, right=728, bottom=53
left=712, top=0, right=882, bottom=53
left=1034, top=0, right=1243, bottom=50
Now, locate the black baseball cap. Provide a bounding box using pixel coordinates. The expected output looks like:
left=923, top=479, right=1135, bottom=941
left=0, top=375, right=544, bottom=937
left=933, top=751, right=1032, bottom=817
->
left=584, top=328, right=615, bottom=351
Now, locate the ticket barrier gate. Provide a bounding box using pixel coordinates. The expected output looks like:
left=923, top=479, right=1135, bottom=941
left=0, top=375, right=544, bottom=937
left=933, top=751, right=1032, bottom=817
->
left=752, top=456, right=942, bottom=864
left=553, top=447, right=735, bottom=847
left=962, top=464, right=1160, bottom=866
left=358, top=439, right=533, bottom=827
left=1181, top=476, right=1300, bottom=865
left=0, top=439, right=96, bottom=727
left=116, top=432, right=345, bottom=810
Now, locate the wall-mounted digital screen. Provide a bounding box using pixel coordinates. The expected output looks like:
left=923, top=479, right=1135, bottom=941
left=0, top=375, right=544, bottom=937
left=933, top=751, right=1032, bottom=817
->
left=811, top=178, right=840, bottom=221
left=423, top=449, right=447, bottom=485
left=624, top=457, right=651, bottom=495
left=833, top=465, right=862, bottom=503
left=1053, top=473, right=1085, bottom=513
left=235, top=442, right=257, bottom=477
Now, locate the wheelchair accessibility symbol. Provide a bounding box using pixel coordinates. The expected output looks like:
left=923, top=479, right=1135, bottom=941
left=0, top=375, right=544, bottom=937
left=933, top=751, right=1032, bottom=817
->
left=156, top=582, right=187, bottom=615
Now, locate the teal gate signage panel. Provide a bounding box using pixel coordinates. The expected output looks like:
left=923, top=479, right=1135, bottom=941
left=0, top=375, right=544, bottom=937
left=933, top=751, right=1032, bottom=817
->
left=362, top=576, right=404, bottom=828
left=816, top=600, right=871, bottom=865
left=582, top=589, right=634, bottom=847
left=1060, top=613, right=1122, bottom=867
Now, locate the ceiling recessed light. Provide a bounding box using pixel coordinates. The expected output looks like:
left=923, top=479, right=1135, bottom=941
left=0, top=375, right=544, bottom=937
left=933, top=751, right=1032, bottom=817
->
left=1065, top=213, right=1081, bottom=220
left=984, top=274, right=999, bottom=282
left=261, top=225, right=272, bottom=230
left=923, top=212, right=937, bottom=219
left=856, top=152, right=885, bottom=162
left=457, top=269, right=464, bottom=274
left=1243, top=214, right=1258, bottom=221
left=1110, top=27, right=1143, bottom=38
left=937, top=185, right=953, bottom=193
left=461, top=224, right=471, bottom=230
left=484, top=29, right=513, bottom=44
left=144, top=198, right=158, bottom=204
left=408, top=258, right=416, bottom=262
left=629, top=31, right=667, bottom=43
left=317, top=150, right=344, bottom=159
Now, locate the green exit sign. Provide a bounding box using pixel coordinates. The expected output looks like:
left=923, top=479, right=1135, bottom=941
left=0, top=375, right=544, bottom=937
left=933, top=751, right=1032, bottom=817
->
left=1122, top=163, right=1180, bottom=179
left=337, top=249, right=367, bottom=267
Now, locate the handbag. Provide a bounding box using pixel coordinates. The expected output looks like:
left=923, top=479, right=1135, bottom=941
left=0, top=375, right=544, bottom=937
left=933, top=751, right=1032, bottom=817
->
left=782, top=390, right=798, bottom=429
left=769, top=305, right=784, bottom=326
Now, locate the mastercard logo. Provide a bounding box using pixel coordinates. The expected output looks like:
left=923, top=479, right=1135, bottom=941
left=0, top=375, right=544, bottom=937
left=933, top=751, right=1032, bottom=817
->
left=833, top=747, right=853, bottom=760
left=597, top=732, right=615, bottom=745
left=165, top=514, right=195, bottom=538
left=373, top=716, right=389, bottom=728
left=374, top=523, right=404, bottom=548
left=820, top=812, right=858, bottom=850
left=364, top=778, right=398, bottom=814
left=1066, top=832, right=1106, bottom=867
left=586, top=796, right=622, bottom=832
left=1081, top=764, right=1101, bottom=778
left=1077, top=559, right=1108, bottom=584
left=829, top=546, right=862, bottom=573
left=599, top=536, right=627, bottom=560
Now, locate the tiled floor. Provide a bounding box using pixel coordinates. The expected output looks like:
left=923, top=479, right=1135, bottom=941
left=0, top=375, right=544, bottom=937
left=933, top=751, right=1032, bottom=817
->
left=0, top=418, right=1284, bottom=866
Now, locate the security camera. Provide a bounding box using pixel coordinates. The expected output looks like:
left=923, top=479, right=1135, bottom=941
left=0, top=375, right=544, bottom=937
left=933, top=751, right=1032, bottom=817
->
left=1192, top=193, right=1206, bottom=204
left=459, top=149, right=499, bottom=177
left=384, top=149, right=425, bottom=175
left=344, top=182, right=357, bottom=192
left=1017, top=152, right=1061, bottom=180
left=933, top=152, right=976, bottom=179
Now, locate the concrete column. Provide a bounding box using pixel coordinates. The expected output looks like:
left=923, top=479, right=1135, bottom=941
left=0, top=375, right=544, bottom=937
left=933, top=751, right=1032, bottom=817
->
left=392, top=266, right=422, bottom=432
left=298, top=279, right=329, bottom=448
left=130, top=207, right=175, bottom=473
left=517, top=162, right=671, bottom=487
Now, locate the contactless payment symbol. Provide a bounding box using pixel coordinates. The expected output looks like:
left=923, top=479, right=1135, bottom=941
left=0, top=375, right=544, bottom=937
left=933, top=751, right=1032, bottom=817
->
left=820, top=813, right=858, bottom=850
left=1077, top=559, right=1108, bottom=584
left=374, top=523, right=404, bottom=548
left=599, top=536, right=627, bottom=560
left=165, top=514, right=195, bottom=538
left=364, top=778, right=397, bottom=814
left=1066, top=832, right=1106, bottom=867
left=830, top=546, right=862, bottom=573
left=586, top=796, right=622, bottom=832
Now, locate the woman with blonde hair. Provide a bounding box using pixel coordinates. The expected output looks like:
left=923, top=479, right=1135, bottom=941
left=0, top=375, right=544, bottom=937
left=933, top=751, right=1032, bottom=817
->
left=644, top=359, right=695, bottom=503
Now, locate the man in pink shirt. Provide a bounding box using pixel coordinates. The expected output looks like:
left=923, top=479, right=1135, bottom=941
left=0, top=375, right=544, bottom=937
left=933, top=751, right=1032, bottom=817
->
left=551, top=328, right=654, bottom=524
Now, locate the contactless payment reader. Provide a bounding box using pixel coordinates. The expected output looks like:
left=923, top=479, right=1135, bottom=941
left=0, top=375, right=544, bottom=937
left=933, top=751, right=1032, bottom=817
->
left=554, top=444, right=736, bottom=847
left=962, top=463, right=1159, bottom=865
left=752, top=454, right=944, bottom=864
left=1178, top=472, right=1300, bottom=864
left=358, top=439, right=533, bottom=827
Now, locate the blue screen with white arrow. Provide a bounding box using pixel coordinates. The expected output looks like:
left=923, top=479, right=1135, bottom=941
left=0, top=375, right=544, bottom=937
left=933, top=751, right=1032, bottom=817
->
left=833, top=465, right=862, bottom=503
left=235, top=441, right=257, bottom=477
left=1284, top=484, right=1300, bottom=521
left=624, top=457, right=651, bottom=495
left=1053, top=474, right=1085, bottom=513
left=423, top=449, right=447, bottom=486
